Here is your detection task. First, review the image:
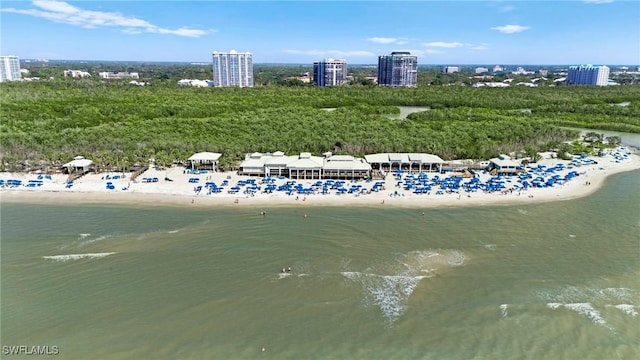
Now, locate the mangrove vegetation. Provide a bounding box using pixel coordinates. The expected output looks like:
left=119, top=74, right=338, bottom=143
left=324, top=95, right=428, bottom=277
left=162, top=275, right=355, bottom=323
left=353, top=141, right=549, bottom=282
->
left=1, top=78, right=638, bottom=171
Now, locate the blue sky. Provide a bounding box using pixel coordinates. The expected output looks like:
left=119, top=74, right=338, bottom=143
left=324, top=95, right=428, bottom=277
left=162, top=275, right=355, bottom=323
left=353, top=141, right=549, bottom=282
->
left=1, top=1, right=639, bottom=65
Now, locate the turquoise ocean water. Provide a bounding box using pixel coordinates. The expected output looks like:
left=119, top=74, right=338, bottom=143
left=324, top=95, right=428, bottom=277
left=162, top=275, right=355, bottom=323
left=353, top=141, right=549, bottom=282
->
left=2, top=170, right=639, bottom=359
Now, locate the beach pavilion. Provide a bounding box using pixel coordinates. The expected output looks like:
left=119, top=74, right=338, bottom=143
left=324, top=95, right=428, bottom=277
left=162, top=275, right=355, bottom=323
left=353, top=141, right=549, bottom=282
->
left=287, top=152, right=324, bottom=180
left=62, top=156, right=94, bottom=174
left=364, top=153, right=444, bottom=174
left=264, top=151, right=291, bottom=177
left=238, top=152, right=270, bottom=176
left=187, top=152, right=222, bottom=171
left=322, top=154, right=372, bottom=179
left=488, top=155, right=523, bottom=174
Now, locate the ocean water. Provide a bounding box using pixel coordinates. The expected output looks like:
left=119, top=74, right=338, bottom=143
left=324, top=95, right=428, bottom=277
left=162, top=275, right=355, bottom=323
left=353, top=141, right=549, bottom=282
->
left=2, top=170, right=639, bottom=359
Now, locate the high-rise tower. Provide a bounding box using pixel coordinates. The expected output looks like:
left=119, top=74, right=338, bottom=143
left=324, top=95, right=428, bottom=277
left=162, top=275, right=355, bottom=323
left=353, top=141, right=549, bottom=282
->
left=377, top=52, right=417, bottom=87
left=0, top=55, right=22, bottom=82
left=211, top=50, right=253, bottom=87
left=313, top=59, right=347, bottom=87
left=566, top=64, right=609, bottom=86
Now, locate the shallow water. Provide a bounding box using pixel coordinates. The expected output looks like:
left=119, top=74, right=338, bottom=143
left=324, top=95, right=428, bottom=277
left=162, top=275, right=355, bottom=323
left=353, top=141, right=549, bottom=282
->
left=2, top=170, right=639, bottom=359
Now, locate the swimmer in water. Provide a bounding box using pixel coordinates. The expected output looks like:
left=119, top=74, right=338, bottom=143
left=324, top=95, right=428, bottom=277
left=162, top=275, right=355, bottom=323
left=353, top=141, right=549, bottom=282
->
left=287, top=266, right=292, bottom=272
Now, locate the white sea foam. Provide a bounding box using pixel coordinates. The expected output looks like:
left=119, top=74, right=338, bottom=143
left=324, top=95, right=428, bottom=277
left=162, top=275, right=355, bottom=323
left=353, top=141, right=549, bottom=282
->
left=563, top=303, right=610, bottom=328
left=541, top=286, right=636, bottom=304
left=500, top=304, right=508, bottom=317
left=547, top=303, right=563, bottom=310
left=168, top=230, right=179, bottom=234
left=601, top=288, right=634, bottom=302
left=78, top=234, right=113, bottom=247
left=342, top=249, right=465, bottom=323
left=611, top=304, right=638, bottom=317
left=517, top=209, right=527, bottom=215
left=43, top=252, right=117, bottom=262
left=79, top=233, right=91, bottom=238
left=484, top=244, right=497, bottom=251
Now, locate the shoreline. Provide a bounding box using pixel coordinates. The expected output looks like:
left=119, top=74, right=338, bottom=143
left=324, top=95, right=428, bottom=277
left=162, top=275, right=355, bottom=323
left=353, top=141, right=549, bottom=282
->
left=1, top=150, right=639, bottom=209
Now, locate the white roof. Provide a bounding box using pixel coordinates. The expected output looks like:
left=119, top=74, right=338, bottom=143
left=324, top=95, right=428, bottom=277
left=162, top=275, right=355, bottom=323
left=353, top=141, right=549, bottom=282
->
left=364, top=153, right=444, bottom=164
left=326, top=155, right=356, bottom=162
left=264, top=155, right=294, bottom=166
left=490, top=157, right=521, bottom=168
left=240, top=159, right=266, bottom=168
left=324, top=157, right=371, bottom=171
left=188, top=152, right=222, bottom=161
left=62, top=156, right=93, bottom=168
left=288, top=155, right=323, bottom=169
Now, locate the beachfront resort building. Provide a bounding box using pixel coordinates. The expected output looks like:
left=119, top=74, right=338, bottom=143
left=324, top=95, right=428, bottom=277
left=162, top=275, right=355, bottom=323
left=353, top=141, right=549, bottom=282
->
left=187, top=152, right=222, bottom=171
left=211, top=50, right=253, bottom=87
left=313, top=59, right=347, bottom=86
left=238, top=152, right=372, bottom=180
left=566, top=64, right=610, bottom=86
left=487, top=155, right=523, bottom=175
left=364, top=153, right=444, bottom=175
left=377, top=52, right=418, bottom=87
left=0, top=55, right=22, bottom=82
left=62, top=156, right=94, bottom=174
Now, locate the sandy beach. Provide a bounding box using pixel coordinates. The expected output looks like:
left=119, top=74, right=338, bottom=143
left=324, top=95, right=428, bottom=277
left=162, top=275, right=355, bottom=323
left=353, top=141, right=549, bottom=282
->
left=1, top=148, right=639, bottom=209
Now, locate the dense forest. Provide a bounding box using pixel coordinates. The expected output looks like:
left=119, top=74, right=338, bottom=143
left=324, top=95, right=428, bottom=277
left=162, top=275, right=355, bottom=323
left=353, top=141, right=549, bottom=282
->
left=1, top=73, right=639, bottom=171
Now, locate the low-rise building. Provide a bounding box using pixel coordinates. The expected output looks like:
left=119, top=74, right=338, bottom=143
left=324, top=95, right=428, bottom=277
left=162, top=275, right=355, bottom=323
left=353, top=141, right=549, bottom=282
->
left=99, top=71, right=140, bottom=80
left=488, top=155, right=522, bottom=174
left=364, top=153, right=444, bottom=174
left=444, top=66, right=460, bottom=74
left=64, top=70, right=91, bottom=78
left=238, top=152, right=372, bottom=179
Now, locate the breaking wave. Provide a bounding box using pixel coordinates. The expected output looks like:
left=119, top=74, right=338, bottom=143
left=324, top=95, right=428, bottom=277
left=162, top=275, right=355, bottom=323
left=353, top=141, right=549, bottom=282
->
left=342, top=249, right=466, bottom=323
left=609, top=304, right=638, bottom=317
left=78, top=234, right=114, bottom=247
left=540, top=286, right=639, bottom=329
left=562, top=303, right=610, bottom=329
left=500, top=304, right=508, bottom=317
left=43, top=252, right=117, bottom=262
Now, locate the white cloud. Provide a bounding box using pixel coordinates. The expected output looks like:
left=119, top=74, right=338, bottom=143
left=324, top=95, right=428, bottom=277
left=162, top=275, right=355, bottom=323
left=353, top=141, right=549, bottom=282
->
left=423, top=41, right=464, bottom=48
left=583, top=0, right=614, bottom=4
left=367, top=37, right=410, bottom=45
left=490, top=24, right=531, bottom=34
left=1, top=0, right=210, bottom=37
left=424, top=49, right=444, bottom=54
left=367, top=37, right=398, bottom=44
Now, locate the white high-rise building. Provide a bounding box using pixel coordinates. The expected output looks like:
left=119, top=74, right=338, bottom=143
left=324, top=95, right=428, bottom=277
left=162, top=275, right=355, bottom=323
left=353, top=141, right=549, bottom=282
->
left=0, top=55, right=22, bottom=82
left=377, top=52, right=418, bottom=87
left=211, top=50, right=253, bottom=87
left=567, top=64, right=610, bottom=86
left=313, top=59, right=347, bottom=86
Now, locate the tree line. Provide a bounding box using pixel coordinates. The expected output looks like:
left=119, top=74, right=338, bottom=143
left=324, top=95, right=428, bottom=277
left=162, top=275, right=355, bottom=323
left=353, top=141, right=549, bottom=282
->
left=1, top=79, right=638, bottom=171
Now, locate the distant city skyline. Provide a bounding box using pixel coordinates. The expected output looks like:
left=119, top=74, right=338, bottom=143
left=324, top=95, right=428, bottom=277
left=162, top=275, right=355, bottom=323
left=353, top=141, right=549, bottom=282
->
left=1, top=1, right=639, bottom=65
